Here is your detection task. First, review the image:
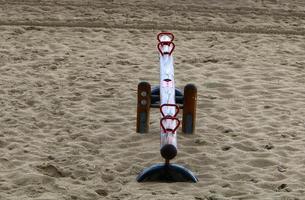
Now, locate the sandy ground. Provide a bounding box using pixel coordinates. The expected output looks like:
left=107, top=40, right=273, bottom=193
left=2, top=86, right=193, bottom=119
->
left=0, top=0, right=305, bottom=199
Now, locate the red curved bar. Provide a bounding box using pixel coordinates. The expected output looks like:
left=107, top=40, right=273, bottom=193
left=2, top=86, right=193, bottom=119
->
left=160, top=116, right=180, bottom=134
left=157, top=41, right=175, bottom=56
left=157, top=32, right=174, bottom=42
left=160, top=104, right=179, bottom=117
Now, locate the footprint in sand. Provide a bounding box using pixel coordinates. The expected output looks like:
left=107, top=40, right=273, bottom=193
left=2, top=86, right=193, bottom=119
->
left=247, top=158, right=277, bottom=168
left=36, top=164, right=66, bottom=178
left=95, top=189, right=108, bottom=197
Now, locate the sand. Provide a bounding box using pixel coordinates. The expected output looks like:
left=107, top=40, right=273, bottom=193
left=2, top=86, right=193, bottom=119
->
left=0, top=0, right=305, bottom=199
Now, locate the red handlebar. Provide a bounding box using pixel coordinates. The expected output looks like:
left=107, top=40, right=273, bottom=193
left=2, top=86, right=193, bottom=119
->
left=157, top=32, right=174, bottom=42
left=160, top=116, right=180, bottom=134
left=157, top=41, right=175, bottom=56
left=160, top=104, right=179, bottom=117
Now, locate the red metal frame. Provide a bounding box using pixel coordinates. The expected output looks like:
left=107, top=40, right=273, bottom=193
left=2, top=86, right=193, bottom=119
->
left=160, top=116, right=180, bottom=134
left=160, top=104, right=179, bottom=117
left=157, top=32, right=174, bottom=42
left=157, top=41, right=175, bottom=56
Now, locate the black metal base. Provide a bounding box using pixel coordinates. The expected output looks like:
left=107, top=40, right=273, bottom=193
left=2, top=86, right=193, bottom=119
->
left=136, top=163, right=198, bottom=183
left=150, top=86, right=184, bottom=108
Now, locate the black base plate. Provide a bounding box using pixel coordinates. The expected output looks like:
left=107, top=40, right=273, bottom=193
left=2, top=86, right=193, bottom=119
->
left=136, top=163, right=198, bottom=183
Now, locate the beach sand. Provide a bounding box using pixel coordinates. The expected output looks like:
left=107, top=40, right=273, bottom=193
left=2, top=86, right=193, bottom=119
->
left=0, top=0, right=305, bottom=199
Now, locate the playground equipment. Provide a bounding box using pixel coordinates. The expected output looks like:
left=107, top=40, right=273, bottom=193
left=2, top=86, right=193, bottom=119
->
left=136, top=32, right=198, bottom=182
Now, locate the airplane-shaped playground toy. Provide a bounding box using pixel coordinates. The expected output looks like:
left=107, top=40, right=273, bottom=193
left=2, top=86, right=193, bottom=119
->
left=136, top=32, right=198, bottom=182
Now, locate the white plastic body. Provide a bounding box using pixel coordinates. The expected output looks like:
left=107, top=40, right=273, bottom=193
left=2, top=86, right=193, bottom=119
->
left=159, top=35, right=178, bottom=150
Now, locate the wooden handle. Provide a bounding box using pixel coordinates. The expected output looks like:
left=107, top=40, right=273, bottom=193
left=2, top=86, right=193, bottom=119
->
left=136, top=82, right=151, bottom=133
left=182, top=84, right=197, bottom=134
